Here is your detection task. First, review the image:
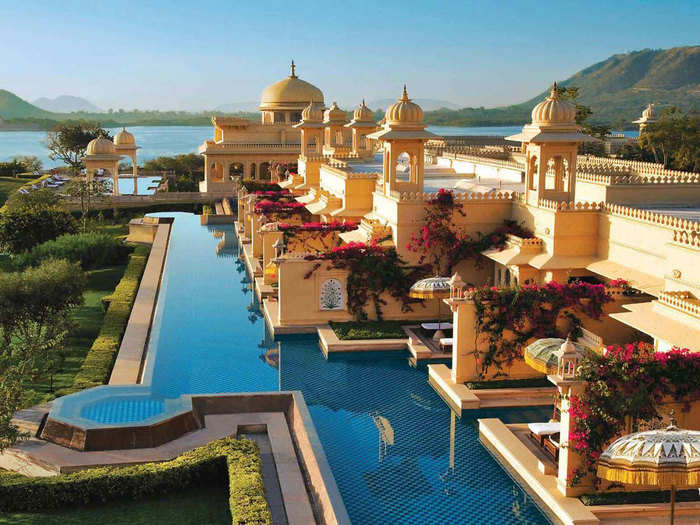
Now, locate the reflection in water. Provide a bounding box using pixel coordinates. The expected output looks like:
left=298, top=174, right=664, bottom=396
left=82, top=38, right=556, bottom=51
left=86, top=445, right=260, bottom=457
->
left=144, top=213, right=551, bottom=524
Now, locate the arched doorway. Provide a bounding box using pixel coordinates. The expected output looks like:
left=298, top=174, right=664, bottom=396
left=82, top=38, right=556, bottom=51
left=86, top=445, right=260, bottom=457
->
left=396, top=152, right=411, bottom=182
left=259, top=162, right=271, bottom=180
left=229, top=163, right=243, bottom=180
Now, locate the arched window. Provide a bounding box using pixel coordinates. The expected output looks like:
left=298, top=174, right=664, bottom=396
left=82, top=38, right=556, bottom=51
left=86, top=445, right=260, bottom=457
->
left=528, top=156, right=538, bottom=190
left=274, top=112, right=285, bottom=123
left=259, top=162, right=271, bottom=180
left=396, top=152, right=411, bottom=182
left=320, top=279, right=344, bottom=310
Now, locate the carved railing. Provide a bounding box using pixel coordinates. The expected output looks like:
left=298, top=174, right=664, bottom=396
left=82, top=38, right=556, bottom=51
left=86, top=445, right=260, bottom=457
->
left=672, top=229, right=700, bottom=248
left=397, top=190, right=518, bottom=202
left=537, top=199, right=604, bottom=212
left=658, top=291, right=700, bottom=319
left=605, top=203, right=700, bottom=232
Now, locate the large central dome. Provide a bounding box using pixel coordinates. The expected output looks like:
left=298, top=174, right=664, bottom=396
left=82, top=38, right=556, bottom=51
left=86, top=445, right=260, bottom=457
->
left=259, top=62, right=324, bottom=111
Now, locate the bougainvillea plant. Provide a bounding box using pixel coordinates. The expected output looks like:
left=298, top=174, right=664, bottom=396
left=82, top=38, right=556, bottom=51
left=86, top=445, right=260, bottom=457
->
left=568, top=343, right=699, bottom=487
left=241, top=180, right=281, bottom=192
left=251, top=189, right=292, bottom=201
left=304, top=241, right=430, bottom=320
left=406, top=188, right=533, bottom=274
left=253, top=200, right=307, bottom=219
left=467, top=281, right=613, bottom=378
left=278, top=221, right=358, bottom=253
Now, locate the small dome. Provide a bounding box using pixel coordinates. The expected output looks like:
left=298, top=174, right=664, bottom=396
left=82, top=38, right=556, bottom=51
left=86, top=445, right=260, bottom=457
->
left=114, top=127, right=135, bottom=145
left=531, top=83, right=576, bottom=125
left=385, top=86, right=424, bottom=127
left=642, top=103, right=656, bottom=120
left=301, top=101, right=323, bottom=123
left=353, top=100, right=374, bottom=122
left=86, top=137, right=115, bottom=155
left=324, top=102, right=347, bottom=123
left=260, top=61, right=324, bottom=110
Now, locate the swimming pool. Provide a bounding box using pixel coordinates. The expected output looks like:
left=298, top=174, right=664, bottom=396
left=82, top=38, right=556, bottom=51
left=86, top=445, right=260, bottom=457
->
left=72, top=213, right=552, bottom=523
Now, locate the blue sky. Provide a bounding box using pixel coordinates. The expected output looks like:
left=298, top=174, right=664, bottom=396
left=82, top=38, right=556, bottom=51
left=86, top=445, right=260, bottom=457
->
left=1, top=0, right=698, bottom=111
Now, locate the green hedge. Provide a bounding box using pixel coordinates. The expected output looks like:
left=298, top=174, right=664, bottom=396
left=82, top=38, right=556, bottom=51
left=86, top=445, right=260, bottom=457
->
left=329, top=320, right=412, bottom=340
left=580, top=488, right=700, bottom=506
left=0, top=208, right=77, bottom=253
left=66, top=245, right=149, bottom=393
left=0, top=437, right=272, bottom=524
left=15, top=232, right=132, bottom=270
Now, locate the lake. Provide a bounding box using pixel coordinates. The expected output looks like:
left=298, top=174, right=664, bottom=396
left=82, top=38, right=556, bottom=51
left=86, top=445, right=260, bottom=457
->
left=0, top=125, right=638, bottom=168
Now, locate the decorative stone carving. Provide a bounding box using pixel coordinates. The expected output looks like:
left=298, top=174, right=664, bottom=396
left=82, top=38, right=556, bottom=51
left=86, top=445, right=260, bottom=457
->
left=319, top=278, right=344, bottom=310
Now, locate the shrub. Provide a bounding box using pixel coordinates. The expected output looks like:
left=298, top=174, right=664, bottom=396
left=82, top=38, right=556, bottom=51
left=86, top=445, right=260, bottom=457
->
left=329, top=320, right=410, bottom=340
left=0, top=209, right=77, bottom=253
left=15, top=232, right=132, bottom=270
left=0, top=437, right=272, bottom=524
left=67, top=245, right=149, bottom=393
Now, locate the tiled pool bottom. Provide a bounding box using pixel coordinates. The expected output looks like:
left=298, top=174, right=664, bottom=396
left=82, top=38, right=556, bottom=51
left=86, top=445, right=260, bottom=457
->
left=63, top=213, right=550, bottom=524
left=280, top=339, right=551, bottom=524
left=80, top=397, right=165, bottom=424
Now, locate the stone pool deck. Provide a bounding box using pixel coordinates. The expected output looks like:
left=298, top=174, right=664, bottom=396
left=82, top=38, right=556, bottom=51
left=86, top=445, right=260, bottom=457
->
left=110, top=220, right=171, bottom=385
left=428, top=364, right=556, bottom=415
left=479, top=418, right=700, bottom=525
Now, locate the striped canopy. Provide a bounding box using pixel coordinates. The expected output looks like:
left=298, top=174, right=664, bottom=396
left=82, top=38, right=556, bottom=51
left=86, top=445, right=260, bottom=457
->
left=597, top=421, right=700, bottom=488
left=524, top=337, right=588, bottom=375
left=409, top=277, right=452, bottom=300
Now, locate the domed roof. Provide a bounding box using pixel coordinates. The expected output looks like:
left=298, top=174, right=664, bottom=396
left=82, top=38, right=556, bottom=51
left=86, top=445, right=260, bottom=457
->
left=114, top=127, right=135, bottom=146
left=259, top=61, right=324, bottom=111
left=323, top=102, right=347, bottom=123
left=353, top=100, right=374, bottom=122
left=301, top=101, right=323, bottom=123
left=531, top=83, right=576, bottom=125
left=385, top=86, right=424, bottom=128
left=86, top=136, right=115, bottom=155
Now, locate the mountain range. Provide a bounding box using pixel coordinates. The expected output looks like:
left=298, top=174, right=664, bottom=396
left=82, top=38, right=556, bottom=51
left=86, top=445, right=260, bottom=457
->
left=33, top=95, right=103, bottom=113
left=1, top=46, right=698, bottom=128
left=424, top=46, right=700, bottom=127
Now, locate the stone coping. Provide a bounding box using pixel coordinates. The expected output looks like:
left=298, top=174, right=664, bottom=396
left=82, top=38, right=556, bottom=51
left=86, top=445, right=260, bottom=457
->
left=110, top=221, right=172, bottom=385
left=21, top=392, right=349, bottom=524
left=479, top=418, right=599, bottom=525
left=317, top=324, right=407, bottom=357
left=428, top=364, right=555, bottom=415
left=480, top=419, right=700, bottom=524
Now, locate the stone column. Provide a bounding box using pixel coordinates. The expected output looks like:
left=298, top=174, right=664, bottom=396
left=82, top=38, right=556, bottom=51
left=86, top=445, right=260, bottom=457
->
left=448, top=298, right=478, bottom=384
left=556, top=381, right=592, bottom=496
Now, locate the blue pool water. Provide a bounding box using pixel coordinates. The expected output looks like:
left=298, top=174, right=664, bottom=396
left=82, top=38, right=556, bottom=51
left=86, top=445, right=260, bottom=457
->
left=92, top=213, right=552, bottom=523
left=117, top=176, right=162, bottom=195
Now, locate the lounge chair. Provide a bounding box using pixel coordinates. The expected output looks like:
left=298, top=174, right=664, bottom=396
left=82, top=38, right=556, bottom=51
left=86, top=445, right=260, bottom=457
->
left=439, top=338, right=453, bottom=350
left=421, top=322, right=454, bottom=331
left=528, top=421, right=561, bottom=461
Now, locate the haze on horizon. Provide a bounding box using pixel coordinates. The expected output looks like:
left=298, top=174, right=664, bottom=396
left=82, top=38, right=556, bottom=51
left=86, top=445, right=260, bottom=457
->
left=2, top=0, right=698, bottom=112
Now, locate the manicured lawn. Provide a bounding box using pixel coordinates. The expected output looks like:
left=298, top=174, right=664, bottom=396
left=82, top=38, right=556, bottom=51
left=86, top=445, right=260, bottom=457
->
left=0, top=485, right=232, bottom=524
left=330, top=320, right=411, bottom=340
left=465, top=377, right=552, bottom=389
left=0, top=176, right=25, bottom=206
left=23, top=264, right=126, bottom=406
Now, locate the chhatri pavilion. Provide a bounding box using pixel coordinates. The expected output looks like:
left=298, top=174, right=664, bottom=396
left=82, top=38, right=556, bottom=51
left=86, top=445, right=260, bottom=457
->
left=198, top=62, right=329, bottom=193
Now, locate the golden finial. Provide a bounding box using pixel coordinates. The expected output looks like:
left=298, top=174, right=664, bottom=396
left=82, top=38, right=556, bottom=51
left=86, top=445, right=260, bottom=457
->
left=551, top=81, right=559, bottom=98
left=400, top=84, right=410, bottom=101
left=290, top=60, right=296, bottom=78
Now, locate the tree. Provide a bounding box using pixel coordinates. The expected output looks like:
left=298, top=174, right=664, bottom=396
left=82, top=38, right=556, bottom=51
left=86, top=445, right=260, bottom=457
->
left=0, top=208, right=77, bottom=253
left=639, top=107, right=700, bottom=171
left=63, top=175, right=112, bottom=231
left=46, top=123, right=111, bottom=169
left=0, top=160, right=26, bottom=178
left=0, top=259, right=85, bottom=449
left=12, top=156, right=42, bottom=174
left=4, top=188, right=62, bottom=213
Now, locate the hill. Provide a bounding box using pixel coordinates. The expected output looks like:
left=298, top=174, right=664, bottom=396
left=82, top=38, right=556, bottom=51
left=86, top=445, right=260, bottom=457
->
left=0, top=90, right=57, bottom=120
left=424, top=46, right=700, bottom=127
left=369, top=98, right=460, bottom=111
left=33, top=95, right=103, bottom=113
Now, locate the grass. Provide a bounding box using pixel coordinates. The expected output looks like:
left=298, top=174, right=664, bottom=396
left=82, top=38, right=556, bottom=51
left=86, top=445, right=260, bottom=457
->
left=22, top=264, right=126, bottom=406
left=465, top=377, right=552, bottom=390
left=330, top=320, right=411, bottom=340
left=0, top=485, right=232, bottom=524
left=580, top=488, right=700, bottom=506
left=0, top=176, right=26, bottom=206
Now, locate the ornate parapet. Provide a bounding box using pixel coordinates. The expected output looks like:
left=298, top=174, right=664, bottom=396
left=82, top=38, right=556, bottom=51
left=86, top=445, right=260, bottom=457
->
left=672, top=229, right=700, bottom=249
left=658, top=290, right=700, bottom=319
left=577, top=170, right=700, bottom=186
left=605, top=203, right=700, bottom=232
left=536, top=199, right=604, bottom=212
left=396, top=190, right=518, bottom=202
left=577, top=155, right=699, bottom=180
